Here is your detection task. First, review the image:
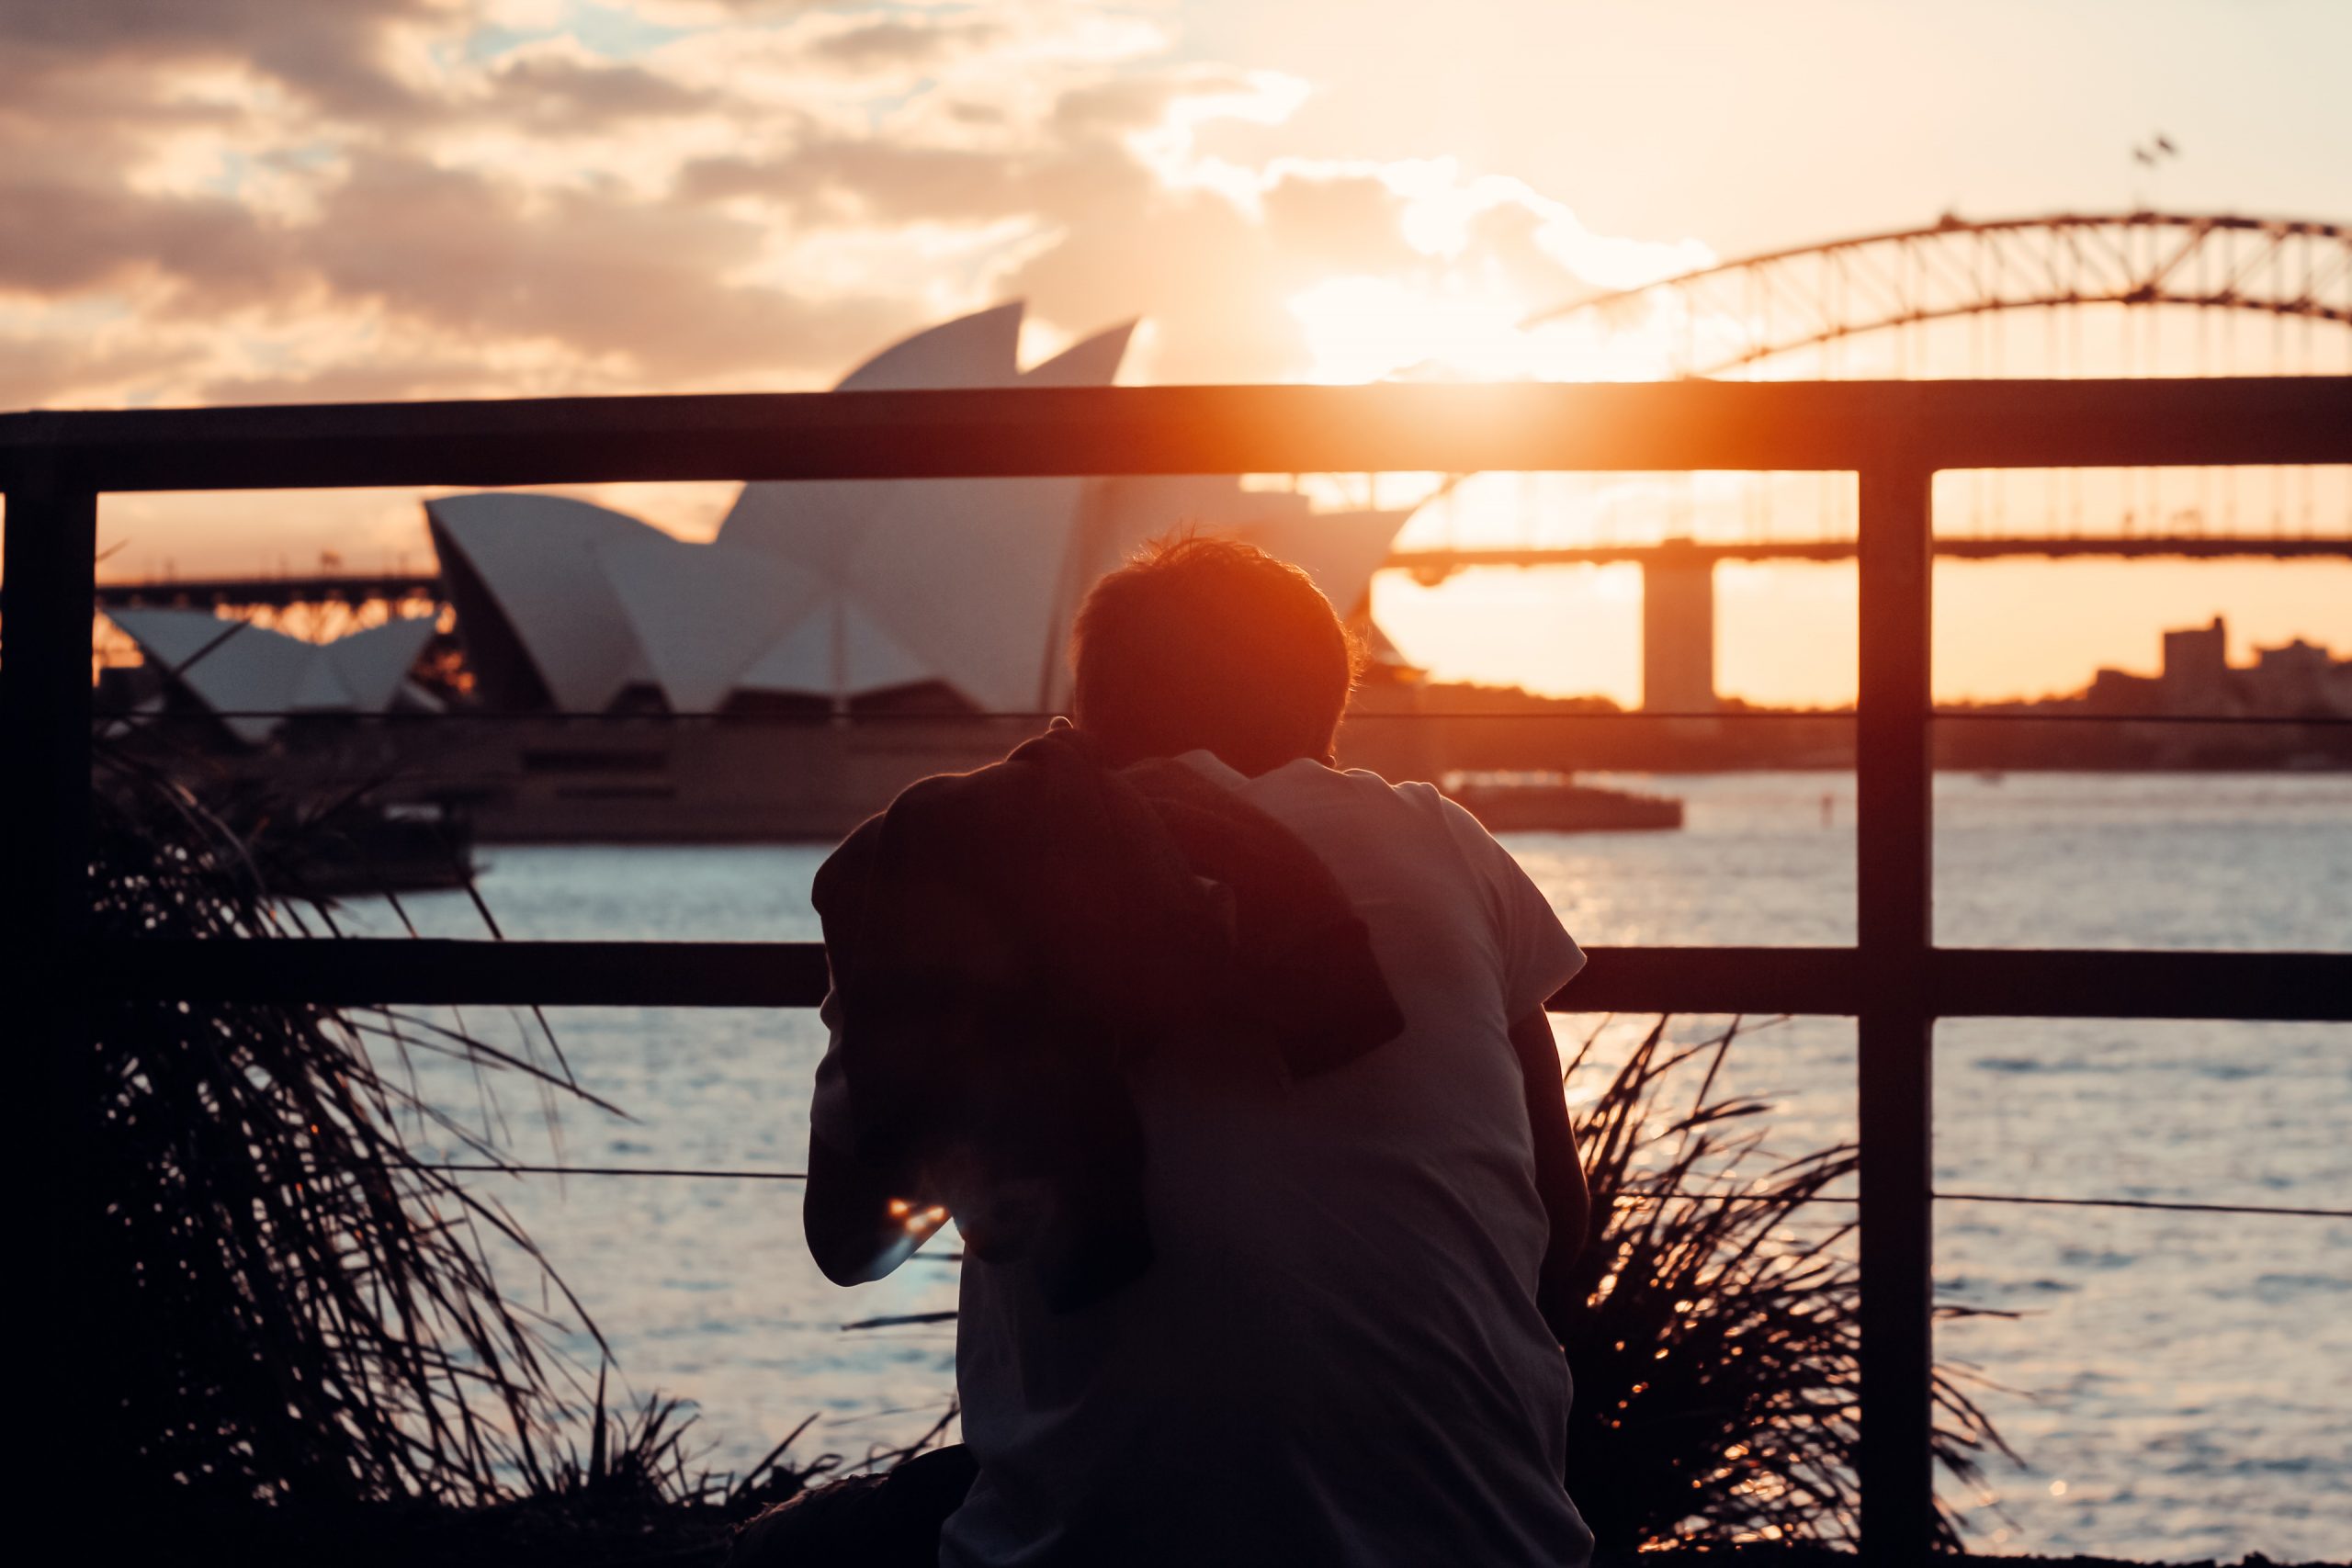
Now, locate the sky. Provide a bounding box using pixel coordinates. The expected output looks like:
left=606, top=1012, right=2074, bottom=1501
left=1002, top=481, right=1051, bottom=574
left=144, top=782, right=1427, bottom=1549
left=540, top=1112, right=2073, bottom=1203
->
left=6, top=0, right=2347, bottom=705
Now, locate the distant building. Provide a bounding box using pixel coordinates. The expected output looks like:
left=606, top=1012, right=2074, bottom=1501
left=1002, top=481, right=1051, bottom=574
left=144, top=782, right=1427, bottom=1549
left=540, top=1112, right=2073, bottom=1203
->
left=2083, top=615, right=2352, bottom=721
left=2159, top=615, right=2231, bottom=715
left=427, top=303, right=1419, bottom=719
left=2249, top=637, right=2351, bottom=716
left=2083, top=665, right=2163, bottom=716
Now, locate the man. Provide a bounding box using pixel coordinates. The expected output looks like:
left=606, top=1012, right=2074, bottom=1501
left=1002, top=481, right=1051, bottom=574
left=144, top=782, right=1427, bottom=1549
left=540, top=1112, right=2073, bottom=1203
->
left=804, top=536, right=1594, bottom=1567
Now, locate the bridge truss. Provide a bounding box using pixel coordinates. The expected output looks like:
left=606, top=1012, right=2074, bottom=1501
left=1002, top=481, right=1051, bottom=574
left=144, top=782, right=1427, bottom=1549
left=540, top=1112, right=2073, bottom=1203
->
left=1525, top=212, right=2350, bottom=379
left=1464, top=213, right=2352, bottom=549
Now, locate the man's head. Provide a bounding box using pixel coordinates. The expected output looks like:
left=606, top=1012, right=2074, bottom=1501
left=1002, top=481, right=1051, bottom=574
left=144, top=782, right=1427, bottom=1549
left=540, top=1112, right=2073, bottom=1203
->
left=1069, top=533, right=1362, bottom=775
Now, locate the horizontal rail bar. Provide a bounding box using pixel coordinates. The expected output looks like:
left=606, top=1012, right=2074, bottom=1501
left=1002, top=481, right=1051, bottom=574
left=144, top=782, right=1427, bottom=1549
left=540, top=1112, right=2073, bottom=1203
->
left=6, top=378, right=2348, bottom=492
left=1928, top=948, right=2352, bottom=1020
left=88, top=939, right=2352, bottom=1020
left=1566, top=946, right=1861, bottom=1013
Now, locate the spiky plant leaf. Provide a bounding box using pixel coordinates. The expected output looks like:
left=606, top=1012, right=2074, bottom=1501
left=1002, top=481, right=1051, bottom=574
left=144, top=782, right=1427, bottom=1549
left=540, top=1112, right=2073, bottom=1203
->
left=1558, top=1014, right=2015, bottom=1552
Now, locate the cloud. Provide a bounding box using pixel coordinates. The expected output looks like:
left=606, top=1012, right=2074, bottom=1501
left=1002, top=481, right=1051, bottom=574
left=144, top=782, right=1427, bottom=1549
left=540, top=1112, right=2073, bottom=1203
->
left=0, top=0, right=445, bottom=118
left=299, top=152, right=901, bottom=378
left=1261, top=171, right=1417, bottom=272
left=808, top=17, right=1005, bottom=73
left=480, top=52, right=713, bottom=130
left=1009, top=186, right=1316, bottom=381
left=1051, top=72, right=1220, bottom=136
left=0, top=142, right=910, bottom=400
left=0, top=0, right=1710, bottom=413
left=0, top=175, right=289, bottom=305
left=0, top=333, right=206, bottom=411
left=678, top=134, right=1142, bottom=231
left=661, top=64, right=1437, bottom=379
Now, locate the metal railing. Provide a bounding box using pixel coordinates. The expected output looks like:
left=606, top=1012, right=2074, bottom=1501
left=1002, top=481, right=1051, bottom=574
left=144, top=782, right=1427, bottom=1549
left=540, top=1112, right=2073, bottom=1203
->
left=6, top=376, right=2350, bottom=1555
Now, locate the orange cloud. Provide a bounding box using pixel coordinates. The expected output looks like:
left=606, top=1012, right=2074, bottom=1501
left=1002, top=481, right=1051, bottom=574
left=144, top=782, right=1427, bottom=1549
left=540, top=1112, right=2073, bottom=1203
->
left=1, top=0, right=1709, bottom=410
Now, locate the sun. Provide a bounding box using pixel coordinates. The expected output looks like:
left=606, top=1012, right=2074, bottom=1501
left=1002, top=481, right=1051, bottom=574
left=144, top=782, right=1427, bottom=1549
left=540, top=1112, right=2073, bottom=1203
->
left=1288, top=272, right=1706, bottom=386
left=1287, top=276, right=1543, bottom=384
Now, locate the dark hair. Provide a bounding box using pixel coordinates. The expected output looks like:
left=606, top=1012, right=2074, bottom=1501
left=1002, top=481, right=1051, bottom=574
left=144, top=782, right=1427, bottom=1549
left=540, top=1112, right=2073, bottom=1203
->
left=1069, top=533, right=1363, bottom=775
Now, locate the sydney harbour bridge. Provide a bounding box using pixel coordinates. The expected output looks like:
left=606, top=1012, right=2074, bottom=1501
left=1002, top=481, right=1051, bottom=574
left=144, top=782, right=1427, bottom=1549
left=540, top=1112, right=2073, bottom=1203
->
left=97, top=211, right=2350, bottom=713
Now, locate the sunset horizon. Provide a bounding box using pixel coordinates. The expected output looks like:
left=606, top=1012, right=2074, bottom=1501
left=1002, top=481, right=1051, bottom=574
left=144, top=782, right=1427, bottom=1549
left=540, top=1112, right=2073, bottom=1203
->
left=9, top=2, right=2346, bottom=708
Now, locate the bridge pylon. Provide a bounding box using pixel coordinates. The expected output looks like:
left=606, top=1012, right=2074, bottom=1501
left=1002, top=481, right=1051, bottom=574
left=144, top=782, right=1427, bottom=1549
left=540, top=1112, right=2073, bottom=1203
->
left=1641, top=539, right=1717, bottom=714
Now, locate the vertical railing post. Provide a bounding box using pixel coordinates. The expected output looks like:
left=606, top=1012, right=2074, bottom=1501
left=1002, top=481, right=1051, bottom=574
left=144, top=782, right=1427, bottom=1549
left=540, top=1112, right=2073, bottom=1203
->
left=2, top=468, right=101, bottom=1512
left=2, top=472, right=99, bottom=941
left=1855, top=460, right=1938, bottom=1555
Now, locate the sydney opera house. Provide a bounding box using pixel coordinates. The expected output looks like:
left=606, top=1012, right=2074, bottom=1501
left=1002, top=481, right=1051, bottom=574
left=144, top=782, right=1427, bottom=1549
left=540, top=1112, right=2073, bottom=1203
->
left=425, top=301, right=1411, bottom=723
left=109, top=303, right=1425, bottom=838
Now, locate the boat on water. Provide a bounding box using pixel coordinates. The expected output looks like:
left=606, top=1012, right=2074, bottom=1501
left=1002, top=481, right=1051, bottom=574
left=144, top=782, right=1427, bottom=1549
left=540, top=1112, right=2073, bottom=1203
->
left=1442, top=771, right=1684, bottom=834
left=266, top=801, right=478, bottom=897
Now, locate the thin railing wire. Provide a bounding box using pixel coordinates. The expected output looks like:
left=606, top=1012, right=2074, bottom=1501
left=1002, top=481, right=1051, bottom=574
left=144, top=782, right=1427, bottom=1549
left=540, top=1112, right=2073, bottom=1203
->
left=415, top=1163, right=2350, bottom=1220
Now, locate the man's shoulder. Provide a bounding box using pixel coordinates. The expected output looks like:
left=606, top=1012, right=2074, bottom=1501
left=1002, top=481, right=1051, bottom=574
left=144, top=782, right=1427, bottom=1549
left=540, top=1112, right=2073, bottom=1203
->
left=1240, top=766, right=1499, bottom=894
left=1297, top=769, right=1528, bottom=895
left=810, top=761, right=1021, bottom=916
left=1270, top=762, right=1453, bottom=829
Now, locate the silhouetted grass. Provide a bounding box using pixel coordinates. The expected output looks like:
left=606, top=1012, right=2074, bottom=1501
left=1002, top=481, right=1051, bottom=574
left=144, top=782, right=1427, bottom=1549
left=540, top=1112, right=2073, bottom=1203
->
left=81, top=739, right=908, bottom=1561
left=89, top=744, right=633, bottom=1507
left=1558, top=1013, right=2015, bottom=1552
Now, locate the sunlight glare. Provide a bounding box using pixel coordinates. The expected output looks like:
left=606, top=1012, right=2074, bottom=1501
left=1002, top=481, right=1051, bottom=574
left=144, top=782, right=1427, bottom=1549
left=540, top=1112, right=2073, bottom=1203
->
left=1289, top=275, right=1537, bottom=383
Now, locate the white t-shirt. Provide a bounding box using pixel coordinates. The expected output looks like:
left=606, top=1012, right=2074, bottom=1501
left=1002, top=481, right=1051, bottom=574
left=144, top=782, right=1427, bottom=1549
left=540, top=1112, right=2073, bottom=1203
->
left=827, top=755, right=1593, bottom=1567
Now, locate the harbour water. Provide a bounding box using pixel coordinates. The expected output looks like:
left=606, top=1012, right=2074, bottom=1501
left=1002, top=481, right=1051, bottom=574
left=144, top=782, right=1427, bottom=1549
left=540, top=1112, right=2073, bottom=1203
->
left=356, top=773, right=2351, bottom=1562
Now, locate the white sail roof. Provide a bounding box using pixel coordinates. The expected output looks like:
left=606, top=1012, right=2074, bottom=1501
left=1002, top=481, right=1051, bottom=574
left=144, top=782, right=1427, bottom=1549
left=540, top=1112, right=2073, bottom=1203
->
left=107, top=607, right=435, bottom=744
left=596, top=535, right=828, bottom=713
left=425, top=492, right=661, bottom=712
left=836, top=299, right=1023, bottom=391
left=1017, top=321, right=1138, bottom=388
left=717, top=303, right=1032, bottom=568
left=707, top=304, right=1131, bottom=710
left=288, top=653, right=360, bottom=711
left=107, top=609, right=311, bottom=743
left=320, top=617, right=442, bottom=711
left=739, top=596, right=936, bottom=698
left=831, top=475, right=1089, bottom=711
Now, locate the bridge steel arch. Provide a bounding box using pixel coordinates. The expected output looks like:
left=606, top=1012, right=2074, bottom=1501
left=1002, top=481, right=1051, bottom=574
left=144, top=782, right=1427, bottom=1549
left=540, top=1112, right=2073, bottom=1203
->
left=1525, top=213, right=2350, bottom=377
left=1513, top=213, right=2350, bottom=712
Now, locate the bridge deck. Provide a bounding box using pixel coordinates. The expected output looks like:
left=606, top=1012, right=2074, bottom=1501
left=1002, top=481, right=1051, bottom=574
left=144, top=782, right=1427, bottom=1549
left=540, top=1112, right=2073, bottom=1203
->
left=87, top=533, right=2352, bottom=608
